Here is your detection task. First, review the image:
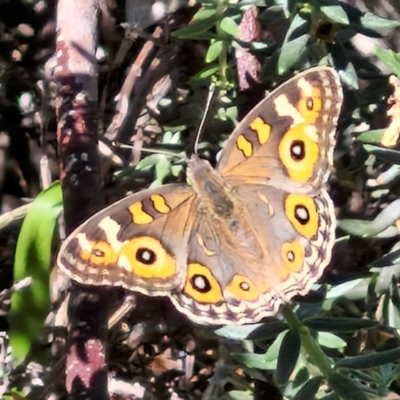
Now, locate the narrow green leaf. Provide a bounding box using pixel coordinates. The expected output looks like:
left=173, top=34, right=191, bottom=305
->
left=206, top=40, right=224, bottom=63
left=327, top=373, right=368, bottom=400
left=360, top=12, right=400, bottom=32
left=318, top=332, right=346, bottom=349
left=275, top=330, right=301, bottom=386
left=292, top=366, right=309, bottom=388
left=219, top=16, right=240, bottom=36
left=250, top=42, right=269, bottom=50
left=155, top=157, right=171, bottom=182
left=357, top=129, right=384, bottom=143
left=3, top=391, right=27, bottom=400
left=227, top=391, right=254, bottom=400
left=180, top=31, right=216, bottom=40
left=335, top=347, right=400, bottom=369
left=247, top=320, right=288, bottom=340
left=194, top=65, right=220, bottom=80
left=284, top=11, right=307, bottom=40
left=264, top=329, right=289, bottom=360
left=215, top=323, right=264, bottom=340
left=321, top=5, right=349, bottom=25
left=278, top=34, right=309, bottom=75
left=172, top=14, right=219, bottom=38
left=370, top=248, right=400, bottom=268
left=338, top=199, right=400, bottom=237
left=292, top=376, right=324, bottom=400
left=304, top=317, right=378, bottom=332
left=171, top=164, right=183, bottom=177
left=233, top=352, right=277, bottom=370
left=363, top=144, right=400, bottom=164
left=374, top=46, right=400, bottom=77
left=135, top=154, right=163, bottom=171
left=193, top=8, right=217, bottom=20
left=9, top=182, right=63, bottom=366
left=339, top=63, right=359, bottom=90
left=325, top=278, right=365, bottom=299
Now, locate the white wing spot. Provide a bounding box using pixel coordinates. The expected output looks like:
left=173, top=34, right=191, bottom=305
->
left=98, top=217, right=124, bottom=252
left=274, top=95, right=304, bottom=124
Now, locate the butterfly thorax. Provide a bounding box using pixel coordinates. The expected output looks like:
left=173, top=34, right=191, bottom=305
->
left=187, top=155, right=235, bottom=218
left=187, top=155, right=265, bottom=266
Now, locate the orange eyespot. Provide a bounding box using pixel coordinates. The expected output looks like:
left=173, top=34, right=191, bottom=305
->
left=119, top=236, right=176, bottom=279
left=80, top=240, right=118, bottom=266
left=281, top=239, right=304, bottom=273
left=298, top=87, right=322, bottom=124
left=278, top=125, right=319, bottom=183
left=285, top=194, right=319, bottom=238
left=184, top=263, right=223, bottom=304
left=226, top=275, right=260, bottom=302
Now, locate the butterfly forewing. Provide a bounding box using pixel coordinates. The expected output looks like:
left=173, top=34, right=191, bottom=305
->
left=57, top=184, right=197, bottom=296
left=217, top=67, right=343, bottom=194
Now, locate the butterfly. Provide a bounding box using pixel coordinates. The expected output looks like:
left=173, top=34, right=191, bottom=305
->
left=57, top=66, right=343, bottom=326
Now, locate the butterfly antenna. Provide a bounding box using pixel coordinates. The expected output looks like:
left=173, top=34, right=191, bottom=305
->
left=192, top=82, right=217, bottom=156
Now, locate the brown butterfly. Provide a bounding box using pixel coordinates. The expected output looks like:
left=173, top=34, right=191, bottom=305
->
left=57, top=66, right=343, bottom=326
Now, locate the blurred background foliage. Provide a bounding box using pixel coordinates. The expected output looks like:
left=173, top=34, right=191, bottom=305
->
left=1, top=0, right=400, bottom=399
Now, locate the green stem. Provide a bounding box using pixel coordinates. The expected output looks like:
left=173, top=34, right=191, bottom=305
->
left=280, top=303, right=334, bottom=378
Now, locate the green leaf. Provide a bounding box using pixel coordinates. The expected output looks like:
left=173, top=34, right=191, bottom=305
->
left=135, top=154, right=163, bottom=171
left=303, top=317, right=378, bottom=332
left=194, top=65, right=220, bottom=80
left=278, top=34, right=309, bottom=75
left=227, top=391, right=254, bottom=400
left=206, top=40, right=224, bottom=63
left=327, top=373, right=368, bottom=400
left=339, top=62, right=359, bottom=90
left=291, top=366, right=310, bottom=390
left=363, top=144, right=400, bottom=164
left=285, top=11, right=308, bottom=40
left=193, top=8, right=218, bottom=20
left=292, top=376, right=324, bottom=400
left=325, top=278, right=365, bottom=299
left=370, top=248, right=400, bottom=268
left=247, top=320, right=288, bottom=340
left=219, top=16, right=240, bottom=36
left=172, top=14, right=219, bottom=38
left=277, top=12, right=309, bottom=74
left=374, top=47, right=400, bottom=77
left=250, top=42, right=269, bottom=50
left=180, top=31, right=216, bottom=40
left=9, top=182, right=63, bottom=366
left=264, top=329, right=289, bottom=360
left=3, top=391, right=27, bottom=400
left=215, top=323, right=265, bottom=340
left=360, top=12, right=400, bottom=32
left=318, top=332, right=347, bottom=349
left=155, top=157, right=171, bottom=182
left=356, top=129, right=385, bottom=143
left=338, top=199, right=400, bottom=237
left=275, top=330, right=301, bottom=386
left=233, top=352, right=277, bottom=370
left=335, top=347, right=400, bottom=370
left=321, top=5, right=349, bottom=25
left=170, top=164, right=183, bottom=177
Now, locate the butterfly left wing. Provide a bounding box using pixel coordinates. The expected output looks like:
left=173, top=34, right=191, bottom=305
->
left=217, top=66, right=343, bottom=193
left=57, top=184, right=197, bottom=297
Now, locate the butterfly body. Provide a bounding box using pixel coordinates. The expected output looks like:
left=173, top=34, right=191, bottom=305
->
left=57, top=66, right=343, bottom=325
